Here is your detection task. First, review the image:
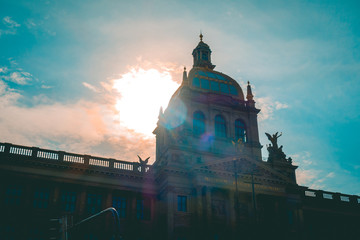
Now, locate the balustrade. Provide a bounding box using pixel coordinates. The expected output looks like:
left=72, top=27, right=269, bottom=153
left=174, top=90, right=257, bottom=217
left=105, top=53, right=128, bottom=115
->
left=0, top=142, right=151, bottom=174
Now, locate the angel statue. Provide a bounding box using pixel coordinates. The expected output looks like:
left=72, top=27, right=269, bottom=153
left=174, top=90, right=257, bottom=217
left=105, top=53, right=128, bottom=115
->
left=265, top=132, right=282, bottom=150
left=137, top=155, right=150, bottom=173
left=137, top=155, right=150, bottom=165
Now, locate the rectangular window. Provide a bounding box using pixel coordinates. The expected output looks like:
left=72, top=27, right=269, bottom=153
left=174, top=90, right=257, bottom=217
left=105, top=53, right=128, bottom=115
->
left=5, top=185, right=22, bottom=206
left=136, top=199, right=144, bottom=220
left=112, top=196, right=126, bottom=218
left=136, top=198, right=151, bottom=220
left=87, top=193, right=102, bottom=215
left=61, top=191, right=77, bottom=212
left=177, top=195, right=187, bottom=212
left=33, top=188, right=50, bottom=209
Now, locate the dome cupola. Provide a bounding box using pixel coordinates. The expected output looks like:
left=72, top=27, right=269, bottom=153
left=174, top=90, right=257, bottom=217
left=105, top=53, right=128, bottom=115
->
left=192, top=33, right=215, bottom=70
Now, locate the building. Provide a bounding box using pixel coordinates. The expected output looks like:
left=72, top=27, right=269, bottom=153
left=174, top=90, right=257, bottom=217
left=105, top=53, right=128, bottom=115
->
left=1, top=35, right=359, bottom=240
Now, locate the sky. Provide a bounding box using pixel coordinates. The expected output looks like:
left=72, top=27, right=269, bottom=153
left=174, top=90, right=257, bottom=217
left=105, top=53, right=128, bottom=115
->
left=0, top=0, right=359, bottom=195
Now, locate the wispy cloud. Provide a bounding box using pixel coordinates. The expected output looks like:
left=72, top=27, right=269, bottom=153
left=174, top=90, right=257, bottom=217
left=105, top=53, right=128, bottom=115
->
left=83, top=82, right=99, bottom=92
left=256, top=96, right=289, bottom=121
left=0, top=16, right=21, bottom=36
left=0, top=59, right=36, bottom=85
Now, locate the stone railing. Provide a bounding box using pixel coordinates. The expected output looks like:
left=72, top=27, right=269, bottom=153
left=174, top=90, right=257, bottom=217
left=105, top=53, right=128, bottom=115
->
left=0, top=142, right=151, bottom=174
left=304, top=188, right=359, bottom=205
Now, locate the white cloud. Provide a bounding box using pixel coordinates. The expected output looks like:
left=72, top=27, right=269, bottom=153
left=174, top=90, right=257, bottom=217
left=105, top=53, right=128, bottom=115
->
left=3, top=16, right=20, bottom=28
left=0, top=67, right=8, bottom=73
left=256, top=97, right=289, bottom=121
left=0, top=60, right=35, bottom=85
left=0, top=16, right=21, bottom=36
left=83, top=82, right=99, bottom=92
left=7, top=71, right=33, bottom=85
left=275, top=101, right=289, bottom=110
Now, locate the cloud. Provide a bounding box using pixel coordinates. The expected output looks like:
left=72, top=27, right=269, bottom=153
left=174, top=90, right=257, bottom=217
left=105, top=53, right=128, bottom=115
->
left=3, top=16, right=20, bottom=28
left=0, top=67, right=8, bottom=73
left=7, top=71, right=33, bottom=85
left=275, top=101, right=289, bottom=110
left=83, top=82, right=99, bottom=92
left=256, top=97, right=289, bottom=121
left=0, top=59, right=35, bottom=85
left=0, top=16, right=21, bottom=36
left=0, top=66, right=175, bottom=163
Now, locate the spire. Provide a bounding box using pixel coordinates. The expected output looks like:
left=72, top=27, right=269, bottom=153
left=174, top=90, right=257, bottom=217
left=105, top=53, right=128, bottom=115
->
left=182, top=66, right=188, bottom=84
left=199, top=32, right=203, bottom=42
left=246, top=81, right=254, bottom=101
left=157, top=107, right=165, bottom=125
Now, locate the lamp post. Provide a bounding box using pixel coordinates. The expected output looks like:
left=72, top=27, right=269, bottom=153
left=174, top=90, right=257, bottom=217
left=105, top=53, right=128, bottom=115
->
left=232, top=139, right=258, bottom=224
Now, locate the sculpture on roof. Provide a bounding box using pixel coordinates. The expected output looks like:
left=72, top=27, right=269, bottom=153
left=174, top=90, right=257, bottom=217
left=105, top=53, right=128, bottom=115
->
left=265, top=132, right=282, bottom=149
left=265, top=132, right=292, bottom=164
left=137, top=155, right=150, bottom=173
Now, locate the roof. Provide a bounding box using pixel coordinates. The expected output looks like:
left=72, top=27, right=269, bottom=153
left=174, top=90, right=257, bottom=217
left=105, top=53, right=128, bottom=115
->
left=187, top=67, right=245, bottom=101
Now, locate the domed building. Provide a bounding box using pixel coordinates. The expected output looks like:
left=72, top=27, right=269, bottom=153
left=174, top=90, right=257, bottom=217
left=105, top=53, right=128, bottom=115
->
left=152, top=34, right=299, bottom=239
left=0, top=35, right=359, bottom=240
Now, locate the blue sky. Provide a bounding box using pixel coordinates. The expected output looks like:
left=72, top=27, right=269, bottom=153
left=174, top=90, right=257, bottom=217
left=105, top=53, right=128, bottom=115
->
left=0, top=0, right=359, bottom=195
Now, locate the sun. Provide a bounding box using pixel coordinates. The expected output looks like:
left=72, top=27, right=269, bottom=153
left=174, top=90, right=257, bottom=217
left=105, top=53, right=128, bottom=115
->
left=113, top=67, right=179, bottom=136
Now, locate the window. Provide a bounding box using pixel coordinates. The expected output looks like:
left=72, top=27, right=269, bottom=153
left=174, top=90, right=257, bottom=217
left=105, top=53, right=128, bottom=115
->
left=235, top=119, right=246, bottom=142
left=136, top=199, right=144, bottom=220
left=5, top=185, right=22, bottom=206
left=193, top=111, right=205, bottom=135
left=177, top=195, right=187, bottom=212
left=200, top=78, right=210, bottom=89
left=136, top=198, right=150, bottom=220
left=202, top=51, right=208, bottom=60
left=61, top=191, right=77, bottom=212
left=192, top=77, right=200, bottom=87
left=210, top=81, right=219, bottom=92
left=33, top=188, right=49, bottom=209
left=87, top=194, right=102, bottom=215
left=112, top=196, right=126, bottom=218
left=229, top=85, right=238, bottom=95
left=215, top=115, right=226, bottom=137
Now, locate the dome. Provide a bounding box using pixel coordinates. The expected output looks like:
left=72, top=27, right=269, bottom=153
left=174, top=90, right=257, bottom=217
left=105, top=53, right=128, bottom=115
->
left=187, top=67, right=245, bottom=101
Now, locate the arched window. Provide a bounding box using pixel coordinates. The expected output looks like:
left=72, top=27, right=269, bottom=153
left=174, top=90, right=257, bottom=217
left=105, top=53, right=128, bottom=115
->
left=235, top=119, right=247, bottom=142
left=193, top=111, right=205, bottom=135
left=215, top=115, right=226, bottom=137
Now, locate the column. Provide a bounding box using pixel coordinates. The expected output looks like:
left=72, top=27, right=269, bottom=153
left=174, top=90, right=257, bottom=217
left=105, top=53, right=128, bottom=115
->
left=196, top=186, right=203, bottom=220
left=166, top=190, right=174, bottom=240
left=205, top=186, right=212, bottom=222
left=228, top=190, right=236, bottom=227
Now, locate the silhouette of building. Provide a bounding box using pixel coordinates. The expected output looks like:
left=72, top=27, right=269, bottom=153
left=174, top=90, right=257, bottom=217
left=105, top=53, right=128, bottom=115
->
left=0, top=35, right=359, bottom=240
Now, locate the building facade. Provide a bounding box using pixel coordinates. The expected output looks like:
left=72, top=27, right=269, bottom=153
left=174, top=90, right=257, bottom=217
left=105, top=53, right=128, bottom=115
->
left=1, top=36, right=359, bottom=240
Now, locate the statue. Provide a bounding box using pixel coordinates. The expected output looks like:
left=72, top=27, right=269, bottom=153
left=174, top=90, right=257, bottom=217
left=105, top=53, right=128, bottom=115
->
left=265, top=132, right=292, bottom=164
left=265, top=132, right=282, bottom=149
left=137, top=155, right=149, bottom=165
left=137, top=155, right=150, bottom=173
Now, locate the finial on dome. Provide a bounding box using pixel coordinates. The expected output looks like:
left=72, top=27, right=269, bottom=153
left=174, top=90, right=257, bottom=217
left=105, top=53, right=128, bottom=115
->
left=183, top=66, right=188, bottom=84
left=247, top=81, right=254, bottom=101
left=199, top=32, right=203, bottom=42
